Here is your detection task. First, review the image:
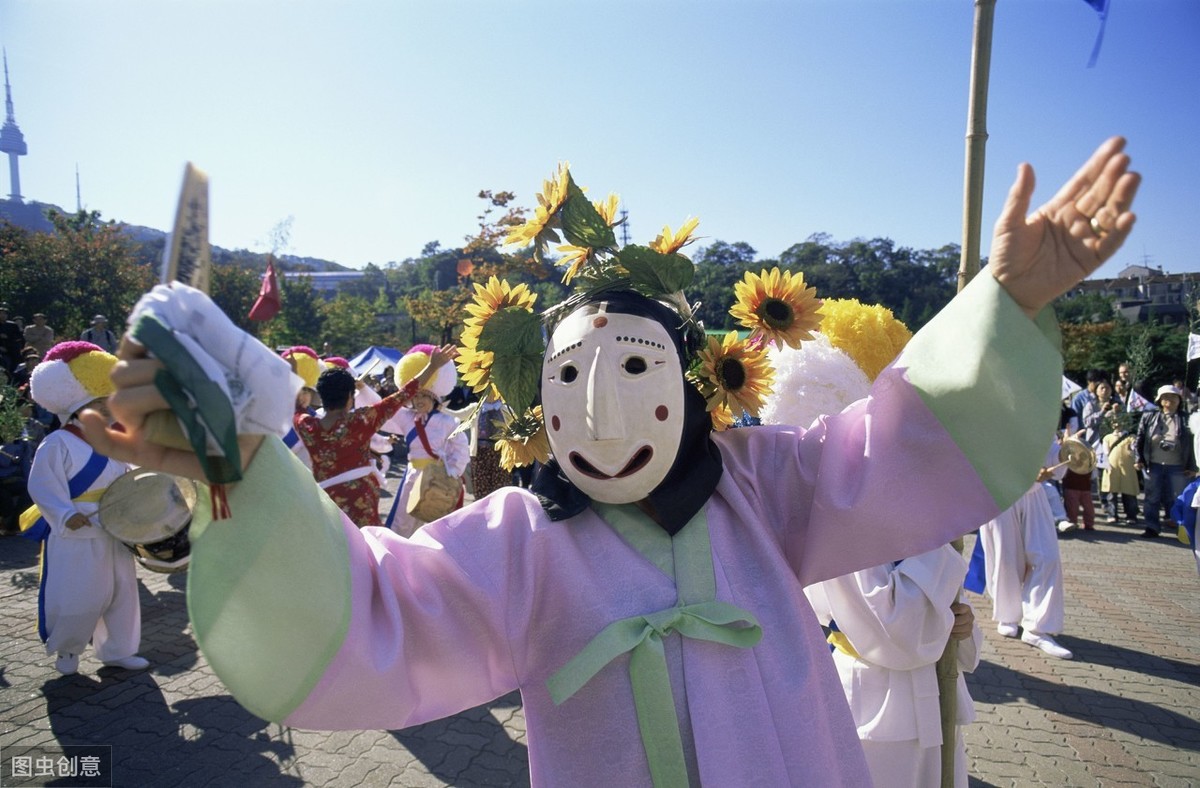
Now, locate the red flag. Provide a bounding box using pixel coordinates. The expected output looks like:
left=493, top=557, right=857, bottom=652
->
left=248, top=257, right=281, bottom=321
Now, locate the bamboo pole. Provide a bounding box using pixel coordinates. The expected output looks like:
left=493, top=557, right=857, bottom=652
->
left=940, top=2, right=995, bottom=786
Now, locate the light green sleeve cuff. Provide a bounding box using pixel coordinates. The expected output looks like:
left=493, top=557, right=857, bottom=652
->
left=897, top=273, right=1061, bottom=511
left=187, top=436, right=352, bottom=723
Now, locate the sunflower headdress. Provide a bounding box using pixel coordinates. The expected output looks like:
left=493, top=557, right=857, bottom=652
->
left=458, top=164, right=825, bottom=467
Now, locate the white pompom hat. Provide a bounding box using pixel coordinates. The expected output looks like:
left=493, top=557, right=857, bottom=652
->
left=30, top=341, right=118, bottom=419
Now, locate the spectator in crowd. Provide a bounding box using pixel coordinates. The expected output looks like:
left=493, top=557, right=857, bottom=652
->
left=23, top=313, right=54, bottom=356
left=0, top=304, right=24, bottom=372
left=10, top=347, right=40, bottom=391
left=1102, top=422, right=1140, bottom=525
left=1070, top=369, right=1108, bottom=422
left=1135, top=384, right=1195, bottom=539
left=79, top=315, right=118, bottom=354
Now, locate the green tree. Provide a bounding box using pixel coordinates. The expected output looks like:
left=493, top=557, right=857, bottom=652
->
left=322, top=293, right=382, bottom=356
left=690, top=241, right=759, bottom=330
left=259, top=273, right=326, bottom=350
left=211, top=263, right=264, bottom=334
left=0, top=210, right=154, bottom=337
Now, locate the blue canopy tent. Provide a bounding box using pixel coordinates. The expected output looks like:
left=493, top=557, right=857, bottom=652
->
left=347, top=346, right=403, bottom=379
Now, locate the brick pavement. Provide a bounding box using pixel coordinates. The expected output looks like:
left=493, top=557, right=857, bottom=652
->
left=2, top=476, right=1199, bottom=787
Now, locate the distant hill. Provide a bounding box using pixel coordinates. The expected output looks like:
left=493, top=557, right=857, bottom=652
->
left=0, top=198, right=351, bottom=272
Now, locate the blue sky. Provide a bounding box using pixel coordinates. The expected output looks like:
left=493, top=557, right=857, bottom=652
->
left=1, top=0, right=1195, bottom=281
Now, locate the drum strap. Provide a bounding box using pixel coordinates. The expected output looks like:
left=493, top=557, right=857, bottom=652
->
left=411, top=419, right=440, bottom=461
left=20, top=429, right=112, bottom=541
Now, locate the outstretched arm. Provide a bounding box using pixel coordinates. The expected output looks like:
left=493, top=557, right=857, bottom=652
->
left=990, top=136, right=1141, bottom=318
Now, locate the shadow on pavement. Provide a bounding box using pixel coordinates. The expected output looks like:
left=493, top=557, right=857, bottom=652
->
left=391, top=691, right=530, bottom=787
left=1, top=532, right=39, bottom=581
left=970, top=659, right=1200, bottom=751
left=41, top=672, right=302, bottom=787
left=1056, top=636, right=1200, bottom=689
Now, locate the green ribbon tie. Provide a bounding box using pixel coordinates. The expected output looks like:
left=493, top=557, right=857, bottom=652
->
left=547, top=600, right=762, bottom=788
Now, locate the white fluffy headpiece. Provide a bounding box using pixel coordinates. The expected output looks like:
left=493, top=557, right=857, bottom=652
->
left=30, top=341, right=118, bottom=419
left=759, top=334, right=871, bottom=430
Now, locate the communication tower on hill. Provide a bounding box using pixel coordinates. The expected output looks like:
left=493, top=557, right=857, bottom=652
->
left=0, top=50, right=27, bottom=202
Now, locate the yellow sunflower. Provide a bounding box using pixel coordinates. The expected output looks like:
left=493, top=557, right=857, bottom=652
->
left=697, top=331, right=775, bottom=418
left=649, top=216, right=700, bottom=256
left=455, top=344, right=498, bottom=397
left=594, top=193, right=620, bottom=226
left=496, top=407, right=551, bottom=470
left=556, top=244, right=592, bottom=284
left=456, top=277, right=537, bottom=393
left=730, top=267, right=823, bottom=350
left=709, top=403, right=736, bottom=432
left=463, top=277, right=537, bottom=330
left=503, top=162, right=572, bottom=249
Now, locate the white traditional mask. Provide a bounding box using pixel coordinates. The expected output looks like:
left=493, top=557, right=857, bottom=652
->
left=541, top=304, right=686, bottom=503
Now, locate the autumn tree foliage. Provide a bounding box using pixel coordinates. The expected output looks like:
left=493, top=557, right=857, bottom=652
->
left=399, top=190, right=555, bottom=345
left=0, top=210, right=154, bottom=336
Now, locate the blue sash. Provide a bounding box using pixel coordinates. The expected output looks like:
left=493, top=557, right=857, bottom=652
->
left=29, top=436, right=112, bottom=643
left=23, top=445, right=109, bottom=543
left=964, top=534, right=987, bottom=594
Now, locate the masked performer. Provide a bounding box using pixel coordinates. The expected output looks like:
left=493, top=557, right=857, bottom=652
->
left=86, top=140, right=1138, bottom=787
left=23, top=342, right=148, bottom=675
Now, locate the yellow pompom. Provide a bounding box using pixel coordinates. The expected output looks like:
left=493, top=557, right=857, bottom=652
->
left=818, top=299, right=912, bottom=382
left=67, top=351, right=118, bottom=398
left=395, top=351, right=429, bottom=389
left=289, top=353, right=321, bottom=389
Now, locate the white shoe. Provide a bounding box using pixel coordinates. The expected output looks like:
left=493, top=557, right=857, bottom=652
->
left=1057, top=520, right=1078, bottom=533
left=997, top=623, right=1020, bottom=638
left=102, top=655, right=149, bottom=671
left=55, top=652, right=79, bottom=675
left=1021, top=631, right=1073, bottom=659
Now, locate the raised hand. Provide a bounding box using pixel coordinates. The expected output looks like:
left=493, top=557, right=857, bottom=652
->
left=989, top=136, right=1141, bottom=318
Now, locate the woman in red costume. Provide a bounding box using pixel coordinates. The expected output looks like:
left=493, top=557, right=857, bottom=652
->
left=294, top=345, right=455, bottom=527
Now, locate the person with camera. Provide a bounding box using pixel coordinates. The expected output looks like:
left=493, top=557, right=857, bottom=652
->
left=1135, top=385, right=1195, bottom=538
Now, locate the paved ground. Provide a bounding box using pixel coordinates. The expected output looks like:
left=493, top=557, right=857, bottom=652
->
left=2, top=472, right=1198, bottom=787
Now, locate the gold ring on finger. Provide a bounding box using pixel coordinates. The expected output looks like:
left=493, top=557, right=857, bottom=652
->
left=1089, top=216, right=1110, bottom=238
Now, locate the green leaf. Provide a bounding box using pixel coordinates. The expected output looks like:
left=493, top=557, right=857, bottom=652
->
left=617, top=244, right=695, bottom=294
left=560, top=174, right=617, bottom=250
left=477, top=307, right=545, bottom=415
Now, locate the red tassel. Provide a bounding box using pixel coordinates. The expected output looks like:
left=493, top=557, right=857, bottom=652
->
left=210, top=484, right=232, bottom=520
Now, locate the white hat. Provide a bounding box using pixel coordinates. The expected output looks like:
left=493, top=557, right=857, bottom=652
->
left=30, top=341, right=118, bottom=419
left=1156, top=384, right=1183, bottom=403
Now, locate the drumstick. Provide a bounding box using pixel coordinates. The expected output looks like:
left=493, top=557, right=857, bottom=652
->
left=356, top=357, right=381, bottom=382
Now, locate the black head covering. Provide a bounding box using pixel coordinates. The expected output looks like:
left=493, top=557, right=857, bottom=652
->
left=531, top=290, right=723, bottom=535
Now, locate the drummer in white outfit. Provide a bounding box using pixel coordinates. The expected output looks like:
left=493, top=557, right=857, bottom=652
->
left=25, top=341, right=149, bottom=675
left=383, top=348, right=469, bottom=538
left=977, top=477, right=1072, bottom=659
left=806, top=546, right=981, bottom=788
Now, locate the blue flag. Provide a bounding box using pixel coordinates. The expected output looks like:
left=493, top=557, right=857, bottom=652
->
left=1082, top=0, right=1110, bottom=68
